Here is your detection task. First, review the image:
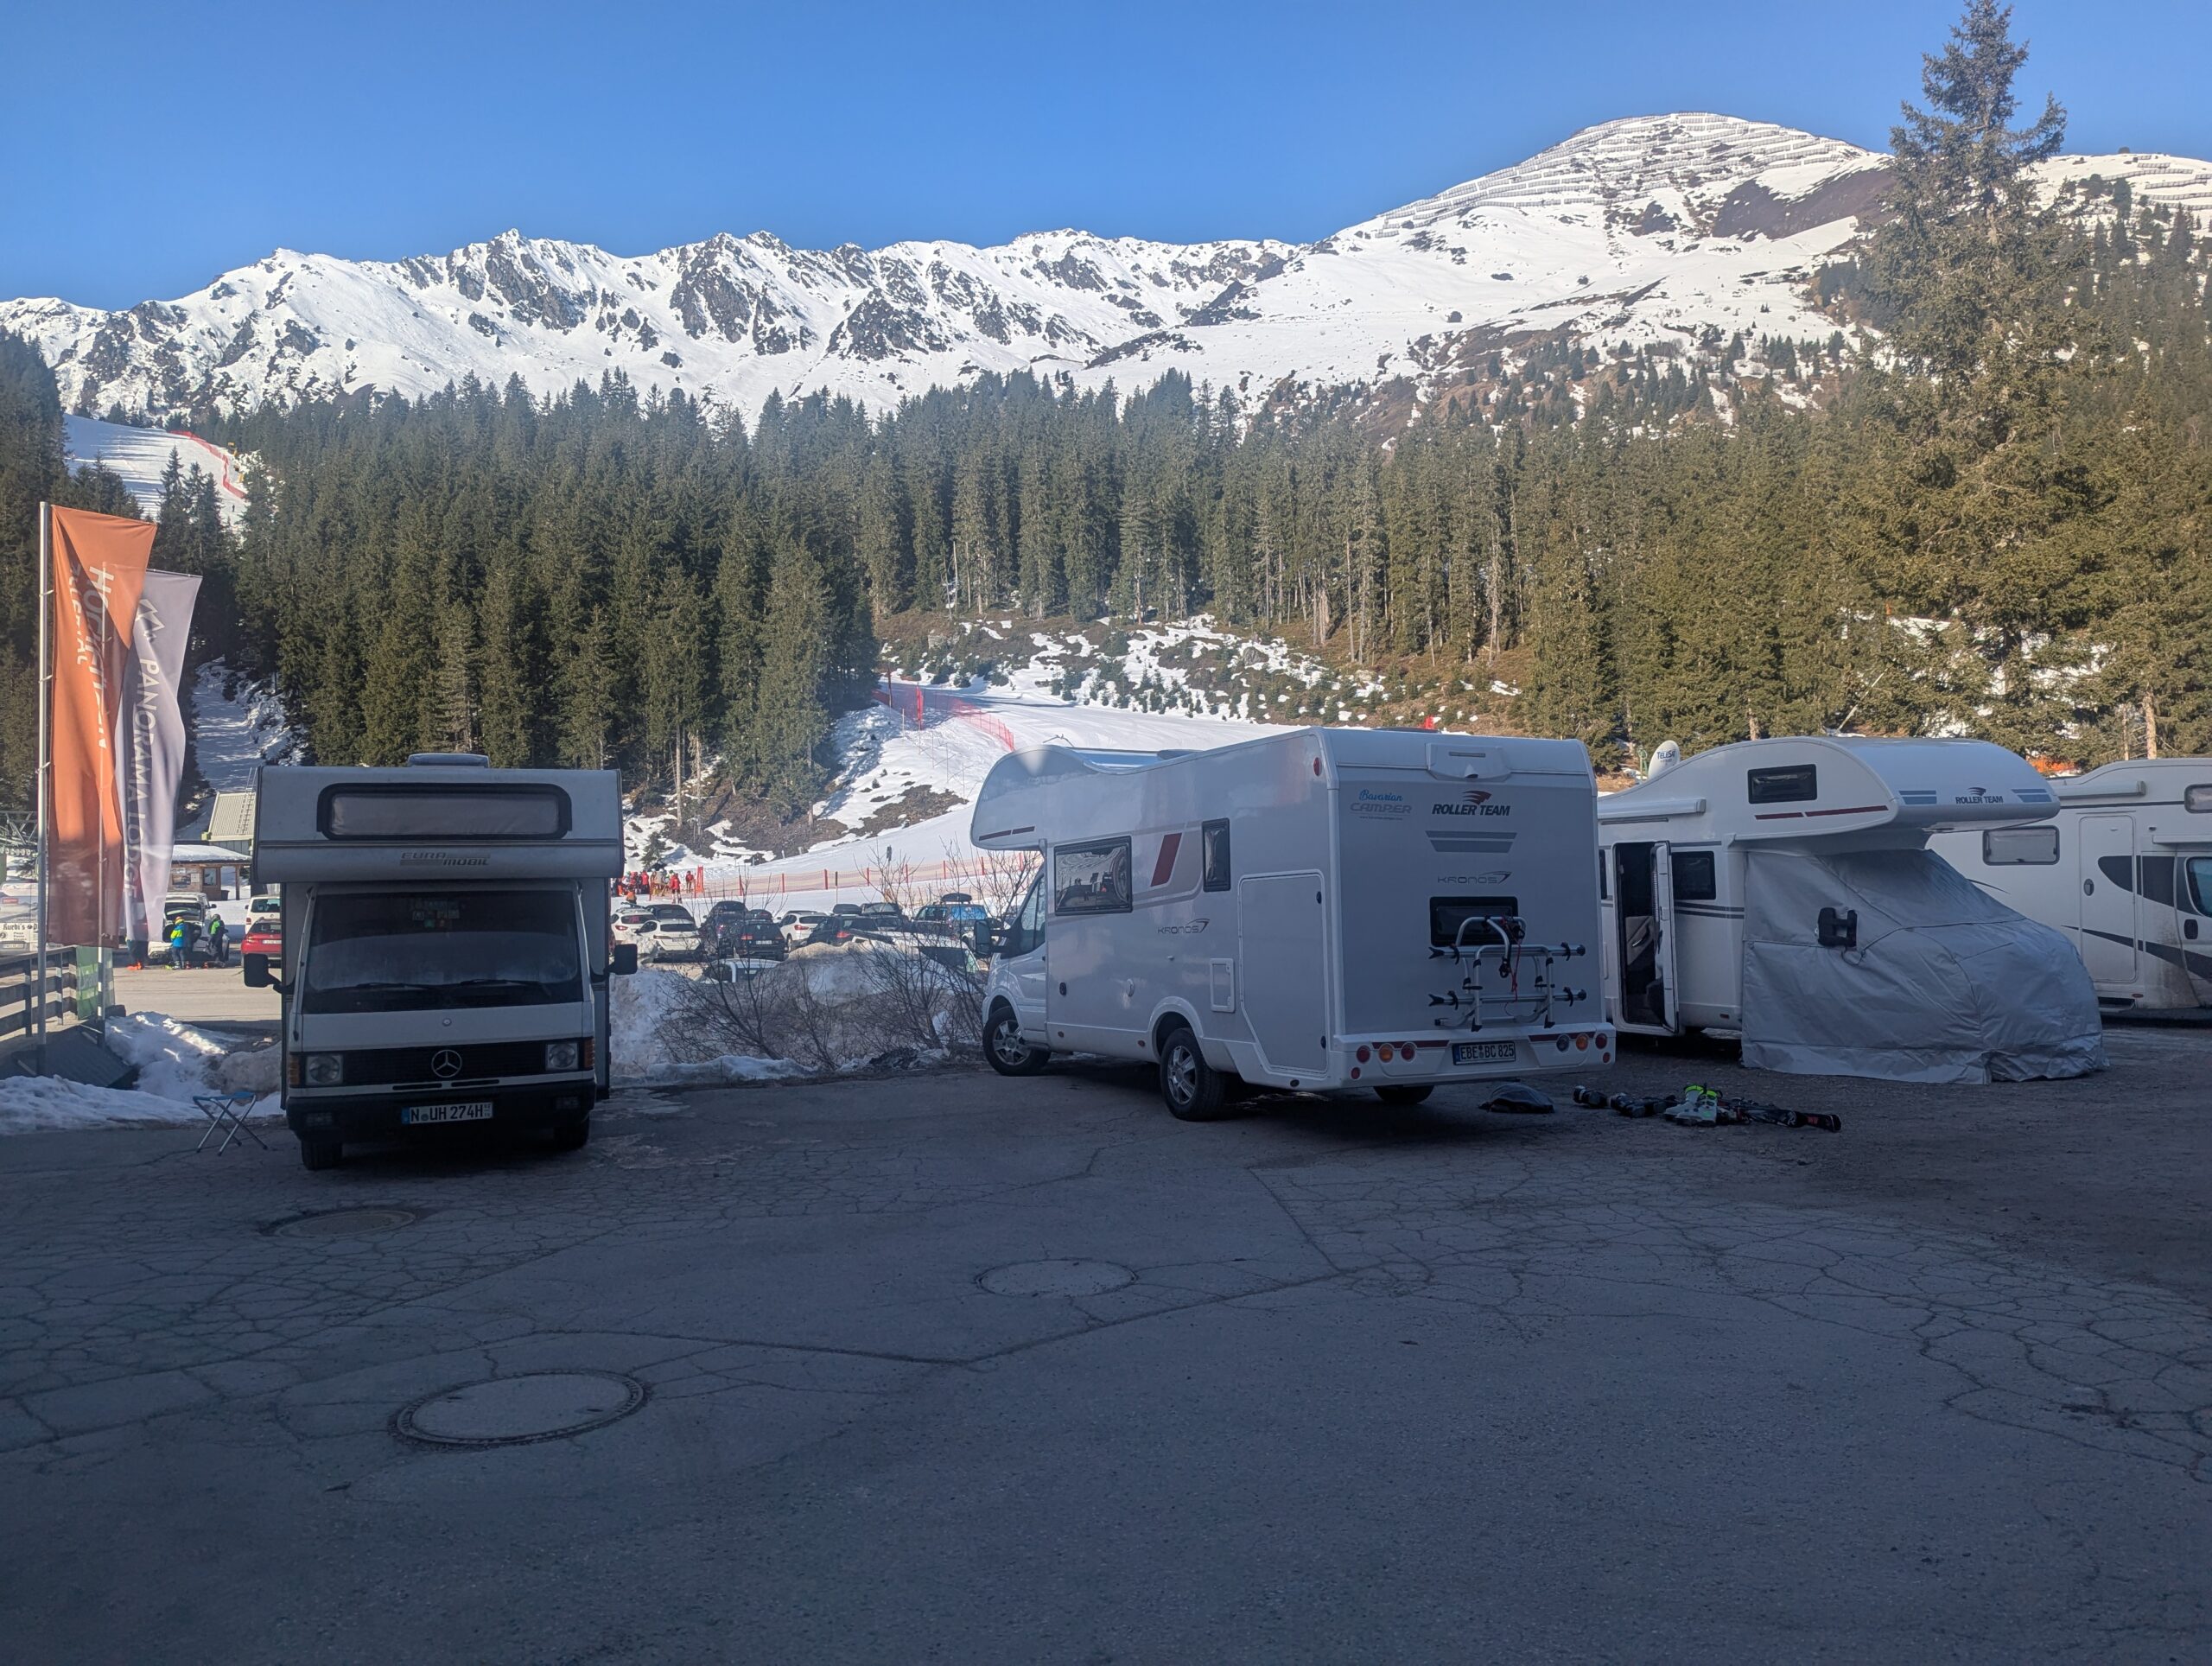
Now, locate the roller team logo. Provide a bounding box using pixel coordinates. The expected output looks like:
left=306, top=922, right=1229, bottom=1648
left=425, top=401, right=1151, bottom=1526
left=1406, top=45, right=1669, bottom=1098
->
left=1431, top=789, right=1510, bottom=817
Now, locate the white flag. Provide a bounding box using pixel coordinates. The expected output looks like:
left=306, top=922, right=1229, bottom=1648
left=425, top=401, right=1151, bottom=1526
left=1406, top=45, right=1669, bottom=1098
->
left=114, top=569, right=200, bottom=945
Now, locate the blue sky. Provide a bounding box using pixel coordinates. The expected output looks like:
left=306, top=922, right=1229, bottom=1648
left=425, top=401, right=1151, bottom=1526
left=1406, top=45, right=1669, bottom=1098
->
left=4, top=0, right=2209, bottom=309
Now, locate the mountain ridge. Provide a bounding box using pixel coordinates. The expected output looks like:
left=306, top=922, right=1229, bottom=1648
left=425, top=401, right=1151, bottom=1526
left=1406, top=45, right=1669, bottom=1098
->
left=9, top=112, right=2210, bottom=424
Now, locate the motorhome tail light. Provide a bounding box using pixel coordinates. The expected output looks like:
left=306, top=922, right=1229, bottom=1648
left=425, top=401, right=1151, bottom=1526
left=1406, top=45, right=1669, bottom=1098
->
left=544, top=1040, right=582, bottom=1073
left=1355, top=1046, right=1371, bottom=1063
left=1575, top=1033, right=1590, bottom=1049
left=1376, top=1044, right=1395, bottom=1061
left=302, top=1052, right=345, bottom=1086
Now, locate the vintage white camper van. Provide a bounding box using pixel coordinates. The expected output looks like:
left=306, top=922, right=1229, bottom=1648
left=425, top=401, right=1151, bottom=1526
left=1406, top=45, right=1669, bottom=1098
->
left=249, top=755, right=634, bottom=1169
left=1596, top=736, right=2104, bottom=1083
left=1929, top=757, right=2212, bottom=1014
left=972, top=729, right=1611, bottom=1117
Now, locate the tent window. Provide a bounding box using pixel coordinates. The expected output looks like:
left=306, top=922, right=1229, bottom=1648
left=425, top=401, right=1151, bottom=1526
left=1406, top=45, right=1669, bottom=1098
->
left=1201, top=820, right=1231, bottom=892
left=1672, top=850, right=1718, bottom=901
left=1746, top=765, right=1817, bottom=804
left=1982, top=826, right=2059, bottom=866
left=1053, top=839, right=1132, bottom=916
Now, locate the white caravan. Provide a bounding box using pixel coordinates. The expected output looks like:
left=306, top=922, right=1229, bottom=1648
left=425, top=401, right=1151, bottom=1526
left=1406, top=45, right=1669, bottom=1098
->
left=1595, top=736, right=2104, bottom=1083
left=1929, top=758, right=2212, bottom=1014
left=249, top=755, right=636, bottom=1170
left=972, top=728, right=1612, bottom=1117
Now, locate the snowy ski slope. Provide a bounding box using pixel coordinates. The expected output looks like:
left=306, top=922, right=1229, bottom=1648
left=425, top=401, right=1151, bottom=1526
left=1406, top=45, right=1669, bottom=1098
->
left=61, top=416, right=249, bottom=524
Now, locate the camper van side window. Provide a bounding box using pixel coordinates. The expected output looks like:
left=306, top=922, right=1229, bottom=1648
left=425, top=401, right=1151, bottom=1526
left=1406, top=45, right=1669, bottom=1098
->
left=1983, top=826, right=2060, bottom=866
left=1201, top=820, right=1231, bottom=892
left=1746, top=765, right=1818, bottom=805
left=1672, top=851, right=1718, bottom=901
left=1053, top=839, right=1133, bottom=916
left=2186, top=785, right=2212, bottom=813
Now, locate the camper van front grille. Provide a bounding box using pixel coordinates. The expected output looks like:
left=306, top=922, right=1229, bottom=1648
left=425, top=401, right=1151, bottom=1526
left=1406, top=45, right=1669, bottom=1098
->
left=339, top=1040, right=576, bottom=1086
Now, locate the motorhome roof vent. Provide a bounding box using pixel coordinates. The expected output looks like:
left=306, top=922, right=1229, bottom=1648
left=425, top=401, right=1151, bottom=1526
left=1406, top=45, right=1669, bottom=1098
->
left=406, top=753, right=490, bottom=767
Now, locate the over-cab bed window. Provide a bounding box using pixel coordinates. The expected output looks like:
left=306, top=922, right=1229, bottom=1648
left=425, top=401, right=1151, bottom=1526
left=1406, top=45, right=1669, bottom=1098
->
left=2186, top=784, right=2212, bottom=812
left=317, top=785, right=570, bottom=840
left=1983, top=826, right=2059, bottom=865
left=1052, top=839, right=1133, bottom=916
left=1746, top=765, right=1817, bottom=805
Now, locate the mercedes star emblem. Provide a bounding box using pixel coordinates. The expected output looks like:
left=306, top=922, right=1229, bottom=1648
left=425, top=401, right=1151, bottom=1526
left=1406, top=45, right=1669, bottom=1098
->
left=431, top=1049, right=463, bottom=1079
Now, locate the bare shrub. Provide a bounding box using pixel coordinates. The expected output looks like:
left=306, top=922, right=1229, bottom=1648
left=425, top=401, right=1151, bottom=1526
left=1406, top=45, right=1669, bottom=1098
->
left=855, top=944, right=985, bottom=1052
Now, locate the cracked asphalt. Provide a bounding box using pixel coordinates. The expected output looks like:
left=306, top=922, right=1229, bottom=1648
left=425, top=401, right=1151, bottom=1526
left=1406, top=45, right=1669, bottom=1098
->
left=2, top=1027, right=2207, bottom=1662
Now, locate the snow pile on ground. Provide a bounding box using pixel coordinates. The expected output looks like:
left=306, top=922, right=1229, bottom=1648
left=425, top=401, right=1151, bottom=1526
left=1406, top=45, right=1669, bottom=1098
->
left=0, top=1074, right=219, bottom=1134
left=105, top=1012, right=281, bottom=1101
left=611, top=968, right=808, bottom=1085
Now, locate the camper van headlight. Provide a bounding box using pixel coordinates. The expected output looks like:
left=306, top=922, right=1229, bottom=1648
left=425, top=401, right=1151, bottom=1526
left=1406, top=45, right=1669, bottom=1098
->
left=544, top=1040, right=581, bottom=1073
left=302, top=1052, right=345, bottom=1086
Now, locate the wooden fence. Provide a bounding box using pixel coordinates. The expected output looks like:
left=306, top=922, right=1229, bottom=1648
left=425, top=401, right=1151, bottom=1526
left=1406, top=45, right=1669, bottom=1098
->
left=0, top=951, right=84, bottom=1041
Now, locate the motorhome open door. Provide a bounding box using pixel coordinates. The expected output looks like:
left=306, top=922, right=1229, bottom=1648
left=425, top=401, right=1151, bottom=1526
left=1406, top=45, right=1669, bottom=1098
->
left=1611, top=842, right=1679, bottom=1034
left=2077, top=815, right=2138, bottom=986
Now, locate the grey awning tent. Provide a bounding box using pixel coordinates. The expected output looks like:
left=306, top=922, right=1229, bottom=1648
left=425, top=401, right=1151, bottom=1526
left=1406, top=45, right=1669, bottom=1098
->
left=1739, top=847, right=2106, bottom=1084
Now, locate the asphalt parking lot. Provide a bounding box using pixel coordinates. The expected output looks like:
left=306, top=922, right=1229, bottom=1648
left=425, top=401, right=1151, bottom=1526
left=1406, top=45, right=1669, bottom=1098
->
left=2, top=1028, right=2207, bottom=1662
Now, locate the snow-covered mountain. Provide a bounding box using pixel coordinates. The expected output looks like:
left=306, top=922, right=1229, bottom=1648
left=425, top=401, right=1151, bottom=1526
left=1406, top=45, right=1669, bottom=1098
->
left=10, top=113, right=2211, bottom=424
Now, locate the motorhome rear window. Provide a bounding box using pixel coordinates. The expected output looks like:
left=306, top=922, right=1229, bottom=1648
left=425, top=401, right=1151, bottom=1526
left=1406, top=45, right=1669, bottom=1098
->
left=1746, top=765, right=1818, bottom=804
left=1672, top=851, right=1718, bottom=900
left=1202, top=820, right=1231, bottom=892
left=1983, top=826, right=2059, bottom=865
left=1053, top=839, right=1132, bottom=915
left=1431, top=896, right=1520, bottom=949
left=2187, top=785, right=2212, bottom=812
left=318, top=785, right=570, bottom=840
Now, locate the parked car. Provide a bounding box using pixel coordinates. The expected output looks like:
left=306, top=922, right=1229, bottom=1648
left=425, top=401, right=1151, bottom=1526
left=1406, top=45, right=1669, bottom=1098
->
left=781, top=910, right=830, bottom=946
left=643, top=911, right=704, bottom=963
left=858, top=900, right=905, bottom=924
left=703, top=902, right=786, bottom=960
left=914, top=900, right=997, bottom=954
left=240, top=915, right=282, bottom=960
left=156, top=893, right=210, bottom=962
left=613, top=907, right=658, bottom=948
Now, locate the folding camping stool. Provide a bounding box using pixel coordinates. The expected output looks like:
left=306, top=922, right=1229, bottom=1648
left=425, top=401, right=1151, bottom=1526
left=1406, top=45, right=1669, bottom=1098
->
left=193, top=1091, right=267, bottom=1154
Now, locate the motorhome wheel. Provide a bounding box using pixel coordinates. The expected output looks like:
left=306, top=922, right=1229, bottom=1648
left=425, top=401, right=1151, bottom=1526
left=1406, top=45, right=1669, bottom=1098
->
left=985, top=1007, right=1048, bottom=1076
left=298, top=1138, right=342, bottom=1172
left=1374, top=1084, right=1433, bottom=1106
left=1159, top=1024, right=1229, bottom=1121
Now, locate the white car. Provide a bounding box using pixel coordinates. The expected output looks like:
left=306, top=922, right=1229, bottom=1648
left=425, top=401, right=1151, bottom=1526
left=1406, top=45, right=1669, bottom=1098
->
left=612, top=907, right=658, bottom=947
left=643, top=907, right=703, bottom=963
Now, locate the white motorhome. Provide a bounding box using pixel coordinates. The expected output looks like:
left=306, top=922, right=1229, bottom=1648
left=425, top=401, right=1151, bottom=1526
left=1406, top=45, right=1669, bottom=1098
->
left=972, top=729, right=1611, bottom=1118
left=1929, top=757, right=2212, bottom=1014
left=1596, top=735, right=2104, bottom=1083
left=249, top=755, right=635, bottom=1170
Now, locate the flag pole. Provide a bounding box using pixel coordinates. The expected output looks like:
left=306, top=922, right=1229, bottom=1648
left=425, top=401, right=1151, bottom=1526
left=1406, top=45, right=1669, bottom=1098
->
left=34, top=502, right=51, bottom=1069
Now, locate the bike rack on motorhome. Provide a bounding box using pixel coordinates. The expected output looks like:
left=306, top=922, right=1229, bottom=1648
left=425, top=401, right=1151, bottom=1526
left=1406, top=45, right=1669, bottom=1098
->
left=1596, top=735, right=2104, bottom=1083
left=1929, top=757, right=2212, bottom=1015
left=249, top=754, right=633, bottom=1170
left=971, top=728, right=1611, bottom=1118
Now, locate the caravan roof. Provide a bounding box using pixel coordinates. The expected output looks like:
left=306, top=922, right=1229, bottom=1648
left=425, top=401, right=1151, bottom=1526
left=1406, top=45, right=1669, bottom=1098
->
left=2050, top=757, right=2212, bottom=830
left=1599, top=735, right=2056, bottom=847
left=252, top=760, right=624, bottom=882
left=971, top=728, right=1592, bottom=850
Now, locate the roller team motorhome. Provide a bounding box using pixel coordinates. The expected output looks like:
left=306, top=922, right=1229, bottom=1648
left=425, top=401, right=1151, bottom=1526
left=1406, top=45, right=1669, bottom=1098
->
left=1595, top=736, right=2104, bottom=1083
left=1929, top=757, right=2212, bottom=1014
left=972, top=729, right=1611, bottom=1117
left=248, top=755, right=635, bottom=1170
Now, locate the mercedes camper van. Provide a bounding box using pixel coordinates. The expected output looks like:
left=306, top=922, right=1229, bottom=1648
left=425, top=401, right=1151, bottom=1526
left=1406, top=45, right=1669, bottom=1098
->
left=248, top=755, right=635, bottom=1170
left=972, top=728, right=1611, bottom=1118
left=1929, top=757, right=2212, bottom=1014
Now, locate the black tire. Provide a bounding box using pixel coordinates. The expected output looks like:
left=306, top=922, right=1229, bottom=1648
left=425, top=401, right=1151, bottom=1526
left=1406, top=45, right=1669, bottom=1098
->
left=550, top=1116, right=590, bottom=1153
left=298, top=1137, right=342, bottom=1172
left=1159, top=1024, right=1230, bottom=1121
left=984, top=1006, right=1049, bottom=1076
left=1374, top=1084, right=1434, bottom=1106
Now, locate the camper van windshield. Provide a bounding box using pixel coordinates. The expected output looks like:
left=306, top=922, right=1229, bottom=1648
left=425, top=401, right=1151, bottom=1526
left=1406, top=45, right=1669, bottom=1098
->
left=300, top=890, right=583, bottom=1014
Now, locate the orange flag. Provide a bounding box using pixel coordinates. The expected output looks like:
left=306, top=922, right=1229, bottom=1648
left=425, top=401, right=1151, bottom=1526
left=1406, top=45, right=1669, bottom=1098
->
left=47, top=506, right=156, bottom=947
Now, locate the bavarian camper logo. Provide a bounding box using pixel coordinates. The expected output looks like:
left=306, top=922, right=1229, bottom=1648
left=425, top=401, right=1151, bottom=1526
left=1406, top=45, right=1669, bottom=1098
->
left=1431, top=789, right=1510, bottom=817
left=1350, top=788, right=1411, bottom=818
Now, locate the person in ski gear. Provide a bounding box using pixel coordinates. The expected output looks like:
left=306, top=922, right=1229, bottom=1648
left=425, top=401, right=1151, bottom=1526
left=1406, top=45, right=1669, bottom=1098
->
left=207, top=915, right=230, bottom=967
left=168, top=918, right=189, bottom=969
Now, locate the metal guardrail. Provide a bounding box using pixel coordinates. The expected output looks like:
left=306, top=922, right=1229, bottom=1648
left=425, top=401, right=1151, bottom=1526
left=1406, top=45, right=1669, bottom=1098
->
left=0, top=951, right=82, bottom=1040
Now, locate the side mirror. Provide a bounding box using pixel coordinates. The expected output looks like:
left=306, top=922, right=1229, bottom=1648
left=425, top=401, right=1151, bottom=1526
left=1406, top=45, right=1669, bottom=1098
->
left=1816, top=906, right=1859, bottom=951
left=242, top=953, right=271, bottom=989
left=612, top=942, right=639, bottom=976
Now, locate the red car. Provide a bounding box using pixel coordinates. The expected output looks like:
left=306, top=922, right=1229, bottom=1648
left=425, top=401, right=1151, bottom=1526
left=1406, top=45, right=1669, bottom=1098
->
left=240, top=920, right=281, bottom=959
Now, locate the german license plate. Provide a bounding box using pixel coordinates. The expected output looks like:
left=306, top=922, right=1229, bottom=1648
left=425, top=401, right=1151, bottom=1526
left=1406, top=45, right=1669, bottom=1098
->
left=1452, top=1040, right=1517, bottom=1065
left=401, top=1101, right=495, bottom=1125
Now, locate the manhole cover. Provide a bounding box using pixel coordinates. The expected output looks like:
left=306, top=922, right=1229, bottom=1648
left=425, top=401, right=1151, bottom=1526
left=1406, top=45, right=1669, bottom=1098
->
left=271, top=1207, right=420, bottom=1237
left=978, top=1258, right=1135, bottom=1297
left=396, top=1371, right=647, bottom=1447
